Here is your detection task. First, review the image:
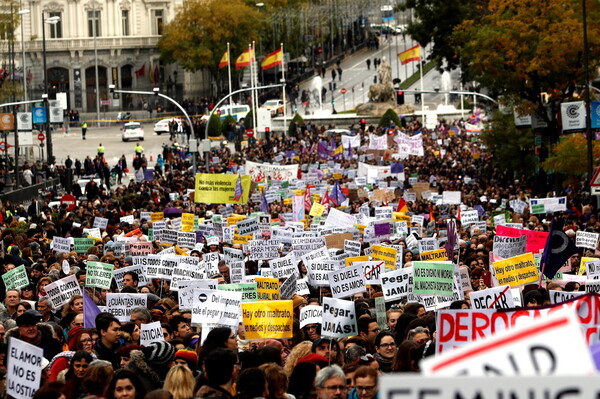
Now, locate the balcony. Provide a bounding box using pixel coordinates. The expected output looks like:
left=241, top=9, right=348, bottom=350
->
left=0, top=35, right=160, bottom=53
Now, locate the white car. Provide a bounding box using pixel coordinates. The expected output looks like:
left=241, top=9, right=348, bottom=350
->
left=261, top=99, right=284, bottom=116
left=121, top=122, right=144, bottom=142
left=154, top=118, right=182, bottom=135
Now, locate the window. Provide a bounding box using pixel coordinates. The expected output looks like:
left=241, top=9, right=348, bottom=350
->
left=87, top=10, right=101, bottom=37
left=49, top=12, right=62, bottom=38
left=151, top=10, right=163, bottom=35
left=121, top=10, right=129, bottom=36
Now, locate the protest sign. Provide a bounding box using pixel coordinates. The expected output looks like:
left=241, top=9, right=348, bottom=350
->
left=310, top=202, right=325, bottom=217
left=381, top=268, right=413, bottom=302
left=307, top=260, right=341, bottom=286
left=44, top=275, right=81, bottom=309
left=126, top=242, right=153, bottom=257
left=413, top=261, right=455, bottom=296
left=158, top=255, right=179, bottom=280
left=7, top=338, right=43, bottom=399
left=420, top=249, right=449, bottom=262
left=134, top=254, right=162, bottom=279
left=203, top=252, right=220, bottom=276
left=269, top=254, right=298, bottom=279
left=328, top=264, right=366, bottom=299
left=106, top=293, right=147, bottom=322
left=256, top=277, right=280, bottom=300
left=357, top=261, right=383, bottom=285
left=244, top=161, right=299, bottom=182
left=248, top=239, right=280, bottom=261
left=177, top=231, right=197, bottom=249
left=492, top=252, right=539, bottom=287
left=292, top=236, right=326, bottom=258
left=194, top=173, right=251, bottom=204
left=181, top=213, right=195, bottom=232
left=301, top=247, right=330, bottom=264
left=113, top=265, right=148, bottom=291
left=150, top=212, right=164, bottom=222
left=418, top=238, right=438, bottom=253
left=423, top=311, right=594, bottom=376
left=550, top=290, right=585, bottom=304
left=229, top=261, right=246, bottom=284
left=460, top=210, right=479, bottom=225
left=297, top=278, right=310, bottom=296
left=85, top=262, right=114, bottom=289
left=374, top=206, right=393, bottom=220
left=74, top=238, right=95, bottom=254
left=470, top=286, right=515, bottom=309
left=324, top=233, right=354, bottom=250
left=576, top=231, right=599, bottom=250
left=585, top=280, right=600, bottom=293
left=237, top=217, right=259, bottom=236
left=178, top=280, right=218, bottom=310
left=52, top=237, right=71, bottom=253
left=242, top=300, right=293, bottom=339
left=219, top=283, right=258, bottom=302
left=344, top=240, right=362, bottom=257
left=224, top=247, right=244, bottom=263
left=325, top=208, right=357, bottom=228
left=496, top=225, right=549, bottom=254
left=140, top=321, right=164, bottom=346
left=371, top=245, right=398, bottom=269
left=493, top=235, right=527, bottom=259
left=300, top=305, right=323, bottom=328
left=83, top=227, right=102, bottom=240
left=93, top=217, right=108, bottom=230
left=458, top=267, right=473, bottom=292
left=2, top=265, right=29, bottom=291
left=280, top=274, right=297, bottom=299
left=321, top=297, right=358, bottom=338
left=191, top=290, right=242, bottom=328
left=171, top=256, right=203, bottom=290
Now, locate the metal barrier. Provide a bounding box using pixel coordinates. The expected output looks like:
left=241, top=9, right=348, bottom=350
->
left=0, top=178, right=60, bottom=205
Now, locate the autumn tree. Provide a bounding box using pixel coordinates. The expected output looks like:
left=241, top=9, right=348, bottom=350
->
left=454, top=0, right=600, bottom=139
left=158, top=0, right=262, bottom=88
left=542, top=133, right=600, bottom=186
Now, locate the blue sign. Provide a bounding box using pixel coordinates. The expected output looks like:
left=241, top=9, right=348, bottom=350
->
left=591, top=101, right=600, bottom=129
left=32, top=107, right=47, bottom=124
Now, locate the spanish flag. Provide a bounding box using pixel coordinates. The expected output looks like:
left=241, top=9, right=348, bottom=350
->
left=397, top=198, right=408, bottom=213
left=398, top=45, right=421, bottom=65
left=219, top=50, right=229, bottom=69
left=236, top=48, right=254, bottom=70
left=261, top=48, right=283, bottom=70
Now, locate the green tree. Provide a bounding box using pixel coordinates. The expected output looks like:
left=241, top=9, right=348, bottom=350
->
left=481, top=111, right=538, bottom=179
left=288, top=113, right=304, bottom=135
left=158, top=0, right=261, bottom=85
left=378, top=108, right=401, bottom=128
left=542, top=133, right=600, bottom=184
left=221, top=114, right=237, bottom=136
left=207, top=114, right=222, bottom=138
left=454, top=0, right=600, bottom=137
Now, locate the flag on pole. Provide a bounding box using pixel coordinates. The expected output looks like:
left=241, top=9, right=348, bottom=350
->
left=233, top=175, right=244, bottom=201
left=260, top=192, right=269, bottom=213
left=304, top=187, right=312, bottom=212
left=261, top=48, right=283, bottom=70
left=398, top=45, right=421, bottom=65
left=83, top=289, right=101, bottom=329
left=330, top=182, right=347, bottom=207
left=540, top=219, right=578, bottom=279
left=236, top=48, right=254, bottom=69
left=397, top=198, right=408, bottom=213
left=219, top=50, right=229, bottom=69
left=135, top=63, right=146, bottom=77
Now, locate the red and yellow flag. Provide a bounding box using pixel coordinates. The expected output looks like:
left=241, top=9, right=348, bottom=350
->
left=397, top=198, right=408, bottom=213
left=261, top=48, right=283, bottom=70
left=236, top=48, right=255, bottom=69
left=219, top=50, right=229, bottom=69
left=398, top=45, right=421, bottom=65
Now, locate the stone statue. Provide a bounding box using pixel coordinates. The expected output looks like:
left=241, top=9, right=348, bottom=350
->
left=368, top=58, right=395, bottom=103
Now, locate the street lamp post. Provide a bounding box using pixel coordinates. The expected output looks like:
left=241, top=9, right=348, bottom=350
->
left=92, top=0, right=101, bottom=126
left=42, top=13, right=59, bottom=164
left=18, top=6, right=30, bottom=107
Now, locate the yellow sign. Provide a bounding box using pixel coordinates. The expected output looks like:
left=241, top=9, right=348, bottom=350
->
left=333, top=172, right=343, bottom=180
left=420, top=249, right=449, bottom=262
left=579, top=257, right=596, bottom=276
left=492, top=252, right=539, bottom=287
left=151, top=212, right=164, bottom=222
left=228, top=215, right=246, bottom=226
left=283, top=198, right=292, bottom=205
left=393, top=212, right=411, bottom=222
left=346, top=255, right=369, bottom=267
left=241, top=300, right=293, bottom=339
left=371, top=245, right=398, bottom=269
left=182, top=213, right=195, bottom=232
left=194, top=173, right=251, bottom=204
left=309, top=202, right=325, bottom=217
left=256, top=277, right=280, bottom=300
left=175, top=246, right=188, bottom=255
left=233, top=234, right=253, bottom=244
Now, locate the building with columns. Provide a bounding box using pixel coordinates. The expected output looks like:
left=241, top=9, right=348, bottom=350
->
left=1, top=0, right=211, bottom=112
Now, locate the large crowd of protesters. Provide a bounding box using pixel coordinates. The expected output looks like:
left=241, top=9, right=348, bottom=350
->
left=0, top=113, right=595, bottom=399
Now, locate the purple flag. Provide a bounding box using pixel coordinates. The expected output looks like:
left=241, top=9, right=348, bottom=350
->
left=318, top=141, right=330, bottom=159
left=330, top=181, right=347, bottom=206
left=83, top=289, right=101, bottom=329
left=444, top=219, right=457, bottom=261
left=474, top=205, right=486, bottom=217
left=374, top=222, right=391, bottom=236
left=391, top=163, right=405, bottom=174
left=260, top=192, right=269, bottom=213
left=233, top=175, right=244, bottom=201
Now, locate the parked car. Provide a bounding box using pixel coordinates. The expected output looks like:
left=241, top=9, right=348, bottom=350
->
left=261, top=99, right=285, bottom=116
left=154, top=118, right=183, bottom=135
left=370, top=24, right=403, bottom=35
left=121, top=122, right=144, bottom=142
left=201, top=105, right=250, bottom=122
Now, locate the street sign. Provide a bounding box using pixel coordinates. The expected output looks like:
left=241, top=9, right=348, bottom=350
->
left=590, top=167, right=600, bottom=187
left=38, top=133, right=45, bottom=141
left=60, top=194, right=77, bottom=211
left=340, top=88, right=347, bottom=94
left=0, top=142, right=7, bottom=151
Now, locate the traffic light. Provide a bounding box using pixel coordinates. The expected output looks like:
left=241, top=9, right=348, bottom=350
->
left=396, top=90, right=405, bottom=105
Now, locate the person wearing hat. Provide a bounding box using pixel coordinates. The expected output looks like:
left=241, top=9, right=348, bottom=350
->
left=127, top=341, right=176, bottom=391
left=174, top=349, right=199, bottom=375
left=9, top=309, right=63, bottom=360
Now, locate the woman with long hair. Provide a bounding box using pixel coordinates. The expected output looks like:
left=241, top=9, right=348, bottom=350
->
left=163, top=364, right=195, bottom=399
left=196, top=327, right=237, bottom=369
left=106, top=368, right=147, bottom=399
left=62, top=294, right=83, bottom=317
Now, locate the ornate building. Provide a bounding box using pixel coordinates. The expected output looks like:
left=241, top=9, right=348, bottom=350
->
left=2, top=0, right=211, bottom=112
